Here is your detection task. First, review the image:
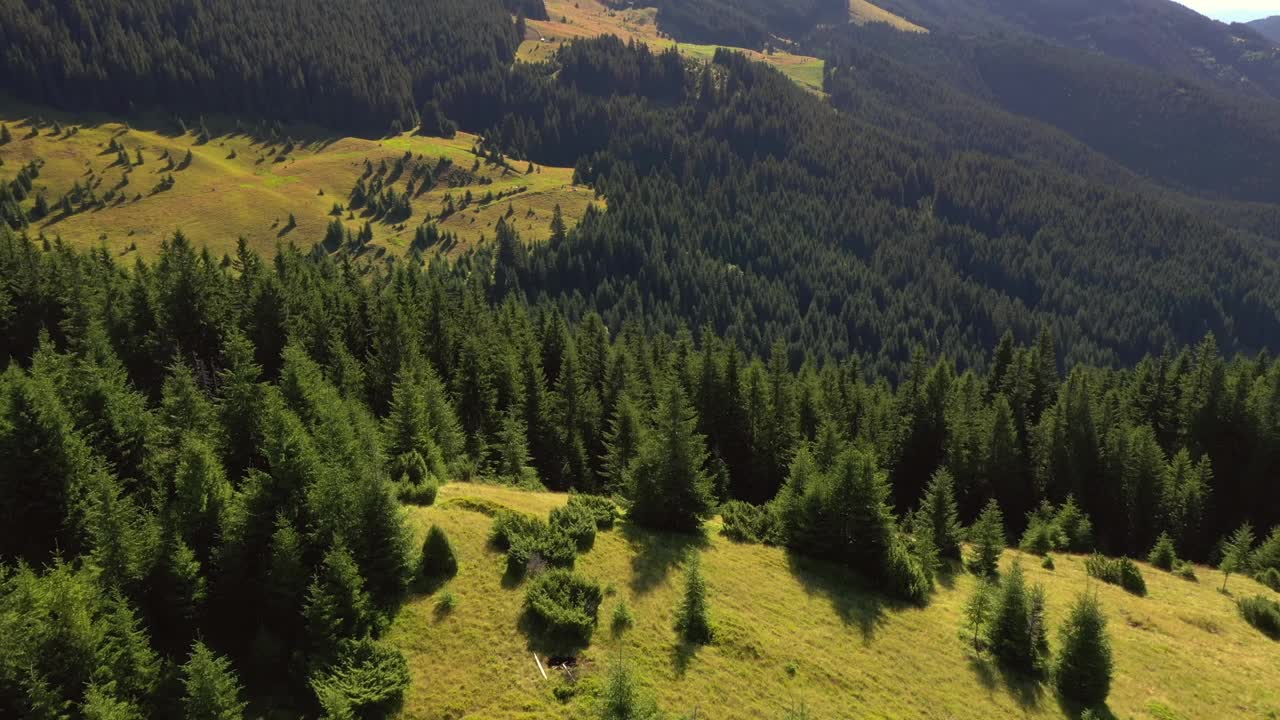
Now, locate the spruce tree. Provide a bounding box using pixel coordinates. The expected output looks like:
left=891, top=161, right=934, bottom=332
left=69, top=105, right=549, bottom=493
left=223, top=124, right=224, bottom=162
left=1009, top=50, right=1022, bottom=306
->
left=921, top=468, right=963, bottom=560
left=987, top=560, right=1046, bottom=674
left=181, top=642, right=247, bottom=720
left=420, top=524, right=458, bottom=582
left=964, top=576, right=995, bottom=652
left=1054, top=594, right=1113, bottom=708
left=674, top=553, right=713, bottom=645
left=1148, top=532, right=1178, bottom=571
left=303, top=541, right=375, bottom=661
left=1220, top=523, right=1256, bottom=592
left=0, top=124, right=11, bottom=144
left=601, top=394, right=642, bottom=492
left=969, top=499, right=1006, bottom=577
left=629, top=380, right=713, bottom=532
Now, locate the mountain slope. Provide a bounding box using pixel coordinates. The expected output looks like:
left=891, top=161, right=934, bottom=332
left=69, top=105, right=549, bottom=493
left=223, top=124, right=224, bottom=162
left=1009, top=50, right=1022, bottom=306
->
left=872, top=0, right=1280, bottom=100
left=1251, top=16, right=1280, bottom=43
left=389, top=483, right=1280, bottom=719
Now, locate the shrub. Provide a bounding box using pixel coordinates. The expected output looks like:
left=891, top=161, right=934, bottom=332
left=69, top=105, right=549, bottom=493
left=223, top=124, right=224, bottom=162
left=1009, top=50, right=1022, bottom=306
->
left=490, top=510, right=543, bottom=550
left=1084, top=554, right=1146, bottom=596
left=1042, top=555, right=1055, bottom=571
left=719, top=500, right=770, bottom=543
left=420, top=524, right=458, bottom=581
left=1174, top=561, right=1198, bottom=581
left=436, top=591, right=457, bottom=614
left=1237, top=595, right=1280, bottom=639
left=611, top=600, right=635, bottom=636
left=1256, top=567, right=1280, bottom=593
left=523, top=570, right=603, bottom=649
left=309, top=639, right=410, bottom=719
left=550, top=502, right=597, bottom=551
left=1019, top=520, right=1056, bottom=557
left=1148, top=533, right=1178, bottom=571
left=566, top=494, right=618, bottom=529
left=397, top=479, right=438, bottom=506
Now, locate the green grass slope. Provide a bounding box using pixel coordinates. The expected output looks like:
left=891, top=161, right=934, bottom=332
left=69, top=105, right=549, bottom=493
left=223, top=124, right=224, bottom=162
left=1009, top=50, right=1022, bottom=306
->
left=0, top=100, right=599, bottom=260
left=390, top=484, right=1280, bottom=719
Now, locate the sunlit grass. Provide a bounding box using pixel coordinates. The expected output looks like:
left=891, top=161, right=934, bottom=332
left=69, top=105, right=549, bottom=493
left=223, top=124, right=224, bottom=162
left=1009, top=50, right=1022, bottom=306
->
left=389, top=483, right=1280, bottom=719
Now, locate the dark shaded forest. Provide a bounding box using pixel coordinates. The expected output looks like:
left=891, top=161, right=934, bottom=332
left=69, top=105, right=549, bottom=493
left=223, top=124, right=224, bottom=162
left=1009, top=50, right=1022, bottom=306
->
left=0, top=0, right=520, bottom=135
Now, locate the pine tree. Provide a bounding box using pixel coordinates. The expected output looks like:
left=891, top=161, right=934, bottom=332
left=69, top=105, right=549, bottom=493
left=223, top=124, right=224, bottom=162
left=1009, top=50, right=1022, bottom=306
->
left=420, top=524, right=459, bottom=581
left=1148, top=532, right=1178, bottom=571
left=629, top=380, right=713, bottom=532
left=674, top=553, right=713, bottom=644
left=969, top=499, right=1006, bottom=577
left=0, top=124, right=11, bottom=144
left=601, top=394, right=642, bottom=492
left=181, top=642, right=247, bottom=720
left=1220, top=523, right=1256, bottom=592
left=921, top=468, right=963, bottom=560
left=550, top=204, right=567, bottom=243
left=987, top=559, right=1046, bottom=674
left=1054, top=594, right=1113, bottom=708
left=964, top=576, right=995, bottom=652
left=303, top=541, right=375, bottom=661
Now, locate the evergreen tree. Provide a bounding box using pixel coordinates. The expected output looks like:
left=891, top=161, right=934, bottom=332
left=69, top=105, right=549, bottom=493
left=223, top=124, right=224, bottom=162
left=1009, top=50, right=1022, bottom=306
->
left=1220, top=523, right=1256, bottom=592
left=1148, top=532, right=1178, bottom=571
left=1054, top=594, right=1113, bottom=708
left=629, top=380, right=713, bottom=532
left=303, top=542, right=375, bottom=661
left=181, top=642, right=247, bottom=720
left=420, top=524, right=459, bottom=582
left=987, top=560, right=1047, bottom=674
left=969, top=499, right=1006, bottom=577
left=0, top=124, right=10, bottom=144
left=550, top=204, right=567, bottom=243
left=674, top=553, right=713, bottom=644
left=601, top=394, right=642, bottom=492
left=921, top=468, right=963, bottom=560
left=964, top=576, right=995, bottom=652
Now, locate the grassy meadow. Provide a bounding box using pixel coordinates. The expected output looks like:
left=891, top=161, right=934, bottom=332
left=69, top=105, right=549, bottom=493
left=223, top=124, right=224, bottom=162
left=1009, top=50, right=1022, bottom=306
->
left=389, top=483, right=1280, bottom=720
left=518, top=0, right=828, bottom=93
left=0, top=100, right=598, bottom=261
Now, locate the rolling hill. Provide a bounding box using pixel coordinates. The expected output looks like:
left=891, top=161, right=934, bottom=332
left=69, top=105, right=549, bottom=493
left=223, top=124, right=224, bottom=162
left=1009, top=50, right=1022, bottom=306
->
left=1251, top=16, right=1280, bottom=43
left=870, top=0, right=1280, bottom=100
left=0, top=101, right=598, bottom=259
left=390, top=482, right=1280, bottom=719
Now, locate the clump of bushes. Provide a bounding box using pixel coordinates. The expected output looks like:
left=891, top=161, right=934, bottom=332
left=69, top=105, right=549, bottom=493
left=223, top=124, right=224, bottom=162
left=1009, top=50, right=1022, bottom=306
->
left=550, top=502, right=597, bottom=551
left=523, top=570, right=603, bottom=649
left=1084, top=554, right=1147, bottom=596
left=1019, top=497, right=1093, bottom=555
left=719, top=500, right=777, bottom=543
left=1174, top=561, right=1198, bottom=581
left=491, top=510, right=576, bottom=576
left=397, top=479, right=438, bottom=506
left=1236, top=595, right=1280, bottom=639
left=1256, top=567, right=1280, bottom=593
left=566, top=494, right=618, bottom=529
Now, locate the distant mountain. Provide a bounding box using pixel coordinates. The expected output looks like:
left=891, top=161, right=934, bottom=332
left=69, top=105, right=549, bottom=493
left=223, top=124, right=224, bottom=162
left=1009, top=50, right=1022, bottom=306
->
left=1251, top=16, right=1280, bottom=43
left=871, top=0, right=1280, bottom=100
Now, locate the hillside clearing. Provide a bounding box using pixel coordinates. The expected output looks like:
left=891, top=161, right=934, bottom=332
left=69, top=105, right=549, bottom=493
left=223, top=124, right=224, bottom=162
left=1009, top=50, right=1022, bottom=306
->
left=849, top=0, right=928, bottom=33
left=0, top=100, right=598, bottom=260
left=389, top=483, right=1280, bottom=719
left=517, top=0, right=827, bottom=93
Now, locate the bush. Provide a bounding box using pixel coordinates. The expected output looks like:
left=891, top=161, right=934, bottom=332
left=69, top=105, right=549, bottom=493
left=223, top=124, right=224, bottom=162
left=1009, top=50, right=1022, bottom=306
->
left=420, top=524, right=458, bottom=581
left=523, top=570, right=603, bottom=649
left=1255, top=567, right=1280, bottom=593
left=1042, top=555, right=1055, bottom=571
left=611, top=600, right=635, bottom=636
left=1174, top=561, right=1198, bottom=581
left=309, top=639, right=410, bottom=719
left=566, top=494, right=618, bottom=529
left=1019, top=520, right=1056, bottom=557
left=550, top=502, right=597, bottom=551
left=1084, top=554, right=1146, bottom=596
left=490, top=510, right=543, bottom=550
left=436, top=591, right=457, bottom=613
left=719, top=500, right=771, bottom=543
left=1236, top=595, right=1280, bottom=639
left=1148, top=533, right=1178, bottom=571
left=397, top=478, right=438, bottom=506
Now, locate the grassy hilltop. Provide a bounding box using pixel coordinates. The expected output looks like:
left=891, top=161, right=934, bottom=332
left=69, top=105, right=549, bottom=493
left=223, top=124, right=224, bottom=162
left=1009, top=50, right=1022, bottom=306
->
left=390, top=483, right=1280, bottom=720
left=0, top=101, right=598, bottom=260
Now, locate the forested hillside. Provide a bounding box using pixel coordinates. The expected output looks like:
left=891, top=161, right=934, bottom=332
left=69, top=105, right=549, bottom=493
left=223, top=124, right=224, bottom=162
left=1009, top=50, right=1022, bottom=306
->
left=872, top=0, right=1280, bottom=100
left=603, top=0, right=847, bottom=48
left=3, top=230, right=1280, bottom=716
left=0, top=0, right=519, bottom=135
left=1252, top=16, right=1280, bottom=43
left=818, top=24, right=1280, bottom=205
